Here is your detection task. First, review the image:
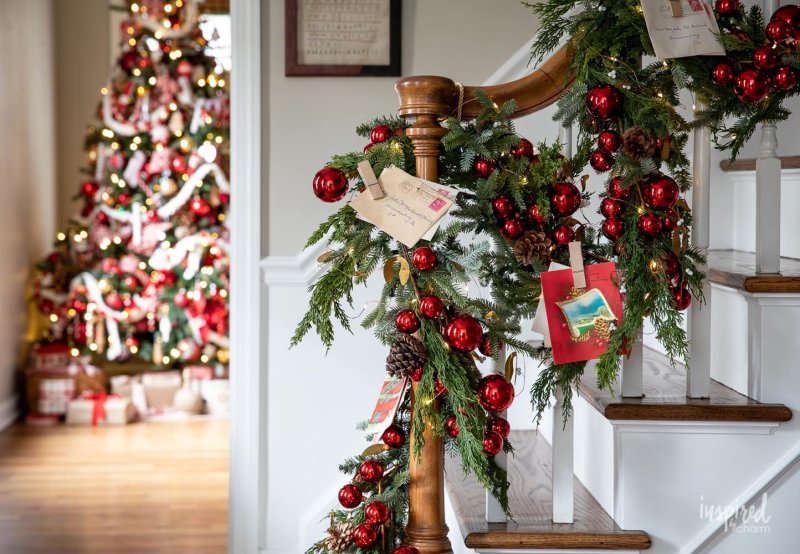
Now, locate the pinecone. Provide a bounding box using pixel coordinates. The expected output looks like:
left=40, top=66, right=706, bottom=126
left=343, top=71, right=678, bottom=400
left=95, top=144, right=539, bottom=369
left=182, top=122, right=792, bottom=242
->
left=513, top=231, right=552, bottom=266
left=386, top=335, right=428, bottom=377
left=324, top=521, right=354, bottom=552
left=621, top=127, right=657, bottom=161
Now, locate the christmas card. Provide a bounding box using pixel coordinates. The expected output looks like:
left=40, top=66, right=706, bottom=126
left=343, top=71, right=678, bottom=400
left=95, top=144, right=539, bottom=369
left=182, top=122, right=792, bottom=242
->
left=365, top=375, right=408, bottom=442
left=641, top=0, right=725, bottom=60
left=541, top=262, right=623, bottom=365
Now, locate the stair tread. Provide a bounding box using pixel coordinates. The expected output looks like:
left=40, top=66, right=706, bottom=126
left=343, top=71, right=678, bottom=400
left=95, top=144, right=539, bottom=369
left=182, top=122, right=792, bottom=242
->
left=445, top=430, right=651, bottom=550
left=708, top=249, right=800, bottom=293
left=579, top=349, right=792, bottom=422
left=719, top=155, right=800, bottom=171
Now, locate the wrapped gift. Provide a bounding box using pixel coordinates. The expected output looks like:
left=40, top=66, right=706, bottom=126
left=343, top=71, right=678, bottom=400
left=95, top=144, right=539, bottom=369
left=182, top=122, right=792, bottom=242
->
left=66, top=392, right=135, bottom=425
left=141, top=370, right=182, bottom=410
left=200, top=379, right=229, bottom=416
left=37, top=378, right=75, bottom=415
left=31, top=342, right=70, bottom=370
left=110, top=375, right=148, bottom=416
left=73, top=361, right=108, bottom=395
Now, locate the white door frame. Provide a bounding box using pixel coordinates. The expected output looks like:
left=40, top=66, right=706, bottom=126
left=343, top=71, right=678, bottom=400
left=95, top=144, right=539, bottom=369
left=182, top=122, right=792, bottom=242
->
left=229, top=0, right=264, bottom=552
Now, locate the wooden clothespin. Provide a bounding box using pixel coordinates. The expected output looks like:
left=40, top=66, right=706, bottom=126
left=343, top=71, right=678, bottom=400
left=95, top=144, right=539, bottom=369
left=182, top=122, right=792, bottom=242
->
left=568, top=241, right=586, bottom=289
left=357, top=160, right=385, bottom=200
left=668, top=0, right=682, bottom=16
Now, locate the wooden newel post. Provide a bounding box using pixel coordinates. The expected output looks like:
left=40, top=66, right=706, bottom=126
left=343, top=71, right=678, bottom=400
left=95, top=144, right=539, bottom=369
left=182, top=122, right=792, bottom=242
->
left=396, top=75, right=458, bottom=554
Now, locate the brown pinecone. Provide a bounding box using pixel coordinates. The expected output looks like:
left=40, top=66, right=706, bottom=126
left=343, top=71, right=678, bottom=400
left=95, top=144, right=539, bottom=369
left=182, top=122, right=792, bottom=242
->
left=386, top=335, right=428, bottom=377
left=621, top=127, right=657, bottom=160
left=324, top=521, right=354, bottom=552
left=514, top=231, right=552, bottom=266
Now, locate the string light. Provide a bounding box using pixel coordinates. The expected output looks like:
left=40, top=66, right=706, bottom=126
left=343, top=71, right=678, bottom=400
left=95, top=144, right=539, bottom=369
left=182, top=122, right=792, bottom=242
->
left=130, top=3, right=140, bottom=12
left=101, top=128, right=115, bottom=139
left=49, top=314, right=58, bottom=323
left=57, top=232, right=66, bottom=241
left=70, top=348, right=80, bottom=357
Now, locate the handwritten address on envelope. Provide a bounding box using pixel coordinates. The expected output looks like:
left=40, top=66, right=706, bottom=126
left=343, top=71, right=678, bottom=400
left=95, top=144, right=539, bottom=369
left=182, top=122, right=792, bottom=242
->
left=350, top=166, right=454, bottom=248
left=641, top=0, right=725, bottom=59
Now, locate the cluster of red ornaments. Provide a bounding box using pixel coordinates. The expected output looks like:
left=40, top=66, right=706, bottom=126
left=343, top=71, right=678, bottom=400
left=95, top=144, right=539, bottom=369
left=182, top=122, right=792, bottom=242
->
left=444, top=374, right=514, bottom=456
left=363, top=124, right=404, bottom=153
left=600, top=174, right=681, bottom=243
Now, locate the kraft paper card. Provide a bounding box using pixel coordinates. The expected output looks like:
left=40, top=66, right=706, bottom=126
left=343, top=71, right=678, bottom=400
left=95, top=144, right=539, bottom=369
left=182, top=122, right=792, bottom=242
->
left=641, top=0, right=725, bottom=59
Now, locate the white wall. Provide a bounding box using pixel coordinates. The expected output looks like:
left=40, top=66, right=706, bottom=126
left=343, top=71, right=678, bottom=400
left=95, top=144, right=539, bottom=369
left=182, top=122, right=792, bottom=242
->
left=0, top=0, right=57, bottom=429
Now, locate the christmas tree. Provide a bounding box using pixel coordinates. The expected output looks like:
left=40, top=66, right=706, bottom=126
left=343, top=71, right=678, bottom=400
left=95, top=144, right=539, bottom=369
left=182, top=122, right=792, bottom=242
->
left=30, top=0, right=230, bottom=367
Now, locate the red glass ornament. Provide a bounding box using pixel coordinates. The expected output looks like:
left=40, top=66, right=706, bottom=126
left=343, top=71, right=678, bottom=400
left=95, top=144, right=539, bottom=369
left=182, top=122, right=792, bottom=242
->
left=766, top=18, right=793, bottom=43
left=38, top=299, right=55, bottom=314
left=662, top=208, right=680, bottom=231
left=119, top=50, right=138, bottom=71
left=393, top=547, right=421, bottom=554
left=773, top=66, right=798, bottom=91
left=477, top=374, right=514, bottom=413
left=338, top=484, right=362, bottom=508
left=176, top=59, right=193, bottom=77
left=123, top=275, right=139, bottom=290
left=370, top=125, right=393, bottom=144
left=125, top=336, right=139, bottom=350
left=500, top=216, right=524, bottom=240
left=672, top=287, right=692, bottom=310
left=444, top=314, right=483, bottom=352
left=552, top=224, right=575, bottom=246
left=395, top=310, right=421, bottom=334
left=358, top=459, right=384, bottom=483
left=312, top=167, right=348, bottom=203
left=419, top=295, right=444, bottom=319
left=435, top=378, right=448, bottom=397
left=363, top=143, right=374, bottom=153
left=97, top=211, right=109, bottom=225
left=715, top=0, right=739, bottom=15
left=190, top=197, right=211, bottom=217
left=487, top=416, right=511, bottom=439
left=105, top=293, right=124, bottom=310
left=771, top=5, right=800, bottom=31
left=549, top=181, right=582, bottom=217
left=381, top=424, right=405, bottom=448
left=411, top=247, right=437, bottom=271
left=636, top=213, right=663, bottom=236
left=478, top=333, right=502, bottom=357
left=407, top=366, right=423, bottom=382
left=589, top=150, right=615, bottom=173
left=80, top=204, right=94, bottom=218
left=352, top=523, right=379, bottom=548
left=483, top=431, right=504, bottom=456
left=527, top=203, right=547, bottom=224
left=365, top=501, right=390, bottom=525
left=642, top=175, right=680, bottom=210
left=46, top=252, right=60, bottom=265
left=117, top=192, right=131, bottom=206
left=608, top=176, right=632, bottom=199
left=662, top=251, right=682, bottom=279
left=711, top=62, right=735, bottom=86
left=600, top=197, right=624, bottom=219
left=492, top=195, right=514, bottom=218
left=81, top=180, right=100, bottom=197
left=510, top=138, right=535, bottom=159
left=597, top=130, right=622, bottom=153
left=753, top=46, right=779, bottom=70
left=602, top=218, right=625, bottom=241
left=733, top=69, right=771, bottom=103
left=445, top=415, right=460, bottom=438
left=474, top=158, right=496, bottom=178
left=585, top=85, right=623, bottom=120
left=174, top=290, right=190, bottom=308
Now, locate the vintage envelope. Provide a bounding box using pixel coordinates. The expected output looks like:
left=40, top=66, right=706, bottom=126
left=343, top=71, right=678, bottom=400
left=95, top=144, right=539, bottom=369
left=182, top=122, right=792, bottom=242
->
left=365, top=375, right=409, bottom=443
left=350, top=166, right=454, bottom=247
left=641, top=0, right=725, bottom=59
left=532, top=262, right=570, bottom=347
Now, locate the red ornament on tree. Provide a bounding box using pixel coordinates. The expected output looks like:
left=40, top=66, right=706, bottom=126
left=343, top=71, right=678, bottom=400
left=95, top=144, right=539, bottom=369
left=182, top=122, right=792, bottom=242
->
left=552, top=224, right=575, bottom=246
left=444, top=314, right=483, bottom=352
left=733, top=69, right=771, bottom=103
left=492, top=196, right=514, bottom=218
left=419, top=295, right=444, bottom=319
left=393, top=547, right=421, bottom=554
left=123, top=275, right=140, bottom=291
left=408, top=366, right=423, bottom=382
left=672, top=287, right=692, bottom=310
left=395, top=310, right=421, bottom=334
left=487, top=416, right=511, bottom=439
left=773, top=66, right=798, bottom=91
left=338, top=484, right=362, bottom=509
left=771, top=5, right=800, bottom=32
left=474, top=158, right=496, bottom=178
left=81, top=180, right=100, bottom=198
left=753, top=46, right=778, bottom=70
left=662, top=251, right=682, bottom=280
left=105, top=292, right=124, bottom=311
left=602, top=218, right=625, bottom=241
left=117, top=192, right=131, bottom=207
left=119, top=50, right=138, bottom=71
left=600, top=197, right=624, bottom=219
left=478, top=333, right=501, bottom=357
left=445, top=415, right=459, bottom=438
left=477, top=374, right=514, bottom=413
left=364, top=501, right=390, bottom=525
left=637, top=213, right=663, bottom=236
left=190, top=197, right=212, bottom=217
left=662, top=209, right=680, bottom=231
left=312, top=167, right=349, bottom=203
left=500, top=216, right=524, bottom=240
left=589, top=150, right=615, bottom=172
left=585, top=85, right=623, bottom=120
left=411, top=247, right=437, bottom=271
left=711, top=62, right=735, bottom=86
left=608, top=176, right=632, bottom=199
left=382, top=424, right=405, bottom=448
left=715, top=0, right=740, bottom=16
left=359, top=459, right=384, bottom=483
left=483, top=431, right=504, bottom=456
left=370, top=125, right=393, bottom=144
left=549, top=181, right=582, bottom=217
left=527, top=204, right=547, bottom=224
left=435, top=378, right=448, bottom=396
left=363, top=143, right=374, bottom=153
left=352, top=523, right=379, bottom=548
left=642, top=175, right=679, bottom=210
left=511, top=138, right=535, bottom=159
left=766, top=18, right=793, bottom=43
left=597, top=130, right=622, bottom=153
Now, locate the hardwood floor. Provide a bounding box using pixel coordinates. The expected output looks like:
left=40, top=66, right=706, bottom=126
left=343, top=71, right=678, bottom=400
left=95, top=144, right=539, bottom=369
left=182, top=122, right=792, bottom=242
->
left=0, top=420, right=228, bottom=554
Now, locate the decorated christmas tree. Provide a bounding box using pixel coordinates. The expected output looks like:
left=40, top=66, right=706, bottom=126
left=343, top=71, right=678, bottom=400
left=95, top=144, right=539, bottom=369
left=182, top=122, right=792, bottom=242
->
left=30, top=0, right=230, bottom=367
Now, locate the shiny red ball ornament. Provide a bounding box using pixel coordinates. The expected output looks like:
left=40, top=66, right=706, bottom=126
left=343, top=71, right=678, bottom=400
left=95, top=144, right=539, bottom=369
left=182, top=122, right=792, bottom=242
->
left=412, top=247, right=437, bottom=271
left=435, top=378, right=448, bottom=396
left=445, top=415, right=460, bottom=438
left=478, top=333, right=502, bottom=357
left=352, top=523, right=379, bottom=548
left=585, top=85, right=623, bottom=120
left=382, top=424, right=406, bottom=448
left=771, top=5, right=800, bottom=30
left=363, top=143, right=374, bottom=153
left=637, top=212, right=663, bottom=236
left=313, top=167, right=349, bottom=203
left=174, top=290, right=190, bottom=308
left=662, top=251, right=682, bottom=279
left=549, top=181, right=582, bottom=217
left=444, top=314, right=484, bottom=352
left=105, top=293, right=124, bottom=311
left=753, top=46, right=779, bottom=70
left=511, top=138, right=535, bottom=159
left=190, top=197, right=212, bottom=217
left=477, top=374, right=514, bottom=413
left=97, top=211, right=109, bottom=225
left=773, top=66, right=798, bottom=91
left=733, top=69, right=771, bottom=103
left=672, top=287, right=692, bottom=310
left=119, top=50, right=138, bottom=71
left=338, top=484, right=362, bottom=508
left=419, top=295, right=444, bottom=319
left=608, top=176, right=632, bottom=199
left=474, top=158, right=496, bottom=178
left=117, top=192, right=131, bottom=206
left=715, top=0, right=739, bottom=15
left=492, top=195, right=514, bottom=218
left=600, top=197, right=624, bottom=219
left=125, top=336, right=139, bottom=350
left=589, top=150, right=615, bottom=173
left=642, top=175, right=680, bottom=210
left=500, top=216, right=524, bottom=240
left=81, top=180, right=100, bottom=197
left=552, top=224, right=575, bottom=246
left=80, top=204, right=94, bottom=218
left=370, top=125, right=394, bottom=144
left=408, top=366, right=423, bottom=382
left=766, top=18, right=793, bottom=43
left=662, top=208, right=680, bottom=231
left=359, top=459, right=385, bottom=483
left=483, top=431, right=504, bottom=456
left=395, top=310, right=421, bottom=334
left=393, top=547, right=421, bottom=554
left=364, top=501, right=391, bottom=525
left=602, top=218, right=626, bottom=241
left=711, top=62, right=735, bottom=86
left=527, top=204, right=547, bottom=224
left=487, top=416, right=511, bottom=439
left=597, top=130, right=622, bottom=153
left=176, top=59, right=193, bottom=77
left=123, top=275, right=139, bottom=291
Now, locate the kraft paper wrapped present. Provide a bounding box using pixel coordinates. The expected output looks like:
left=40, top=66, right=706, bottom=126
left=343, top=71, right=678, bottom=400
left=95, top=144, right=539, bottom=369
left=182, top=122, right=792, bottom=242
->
left=141, top=370, right=182, bottom=410
left=37, top=378, right=76, bottom=415
left=200, top=379, right=229, bottom=416
left=66, top=392, right=136, bottom=426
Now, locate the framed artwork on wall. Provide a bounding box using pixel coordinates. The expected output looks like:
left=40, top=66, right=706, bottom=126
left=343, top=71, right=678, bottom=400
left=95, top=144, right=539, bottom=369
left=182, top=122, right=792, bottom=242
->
left=285, top=0, right=401, bottom=76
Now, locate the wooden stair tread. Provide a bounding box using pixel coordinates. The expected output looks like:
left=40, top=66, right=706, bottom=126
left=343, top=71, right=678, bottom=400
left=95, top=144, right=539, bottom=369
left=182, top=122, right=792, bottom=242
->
left=707, top=250, right=800, bottom=293
left=719, top=155, right=800, bottom=171
left=445, top=430, right=651, bottom=550
left=579, top=349, right=792, bottom=422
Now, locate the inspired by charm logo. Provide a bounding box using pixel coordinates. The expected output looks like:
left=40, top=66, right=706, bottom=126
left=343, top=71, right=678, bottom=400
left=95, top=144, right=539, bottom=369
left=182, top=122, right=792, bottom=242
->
left=700, top=493, right=772, bottom=534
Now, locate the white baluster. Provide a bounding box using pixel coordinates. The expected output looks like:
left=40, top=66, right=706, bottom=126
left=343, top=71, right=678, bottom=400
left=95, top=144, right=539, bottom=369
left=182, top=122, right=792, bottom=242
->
left=552, top=388, right=574, bottom=523
left=621, top=329, right=644, bottom=397
left=486, top=345, right=507, bottom=523
left=559, top=124, right=573, bottom=158
left=687, top=108, right=712, bottom=398
left=755, top=122, right=781, bottom=274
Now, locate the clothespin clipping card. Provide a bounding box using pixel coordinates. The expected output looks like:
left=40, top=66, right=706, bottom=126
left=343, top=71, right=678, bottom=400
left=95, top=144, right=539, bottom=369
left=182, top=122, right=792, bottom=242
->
left=668, top=0, right=682, bottom=17
left=357, top=160, right=385, bottom=200
left=567, top=241, right=586, bottom=289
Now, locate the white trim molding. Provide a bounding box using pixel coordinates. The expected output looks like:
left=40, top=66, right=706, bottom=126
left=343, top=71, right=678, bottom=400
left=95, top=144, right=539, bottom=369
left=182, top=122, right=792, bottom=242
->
left=0, top=395, right=18, bottom=433
left=261, top=240, right=328, bottom=287
left=613, top=420, right=781, bottom=436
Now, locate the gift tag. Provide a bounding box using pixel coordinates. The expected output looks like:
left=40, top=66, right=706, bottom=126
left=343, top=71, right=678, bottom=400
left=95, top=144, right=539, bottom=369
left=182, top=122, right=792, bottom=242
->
left=365, top=375, right=409, bottom=443
left=641, top=0, right=725, bottom=60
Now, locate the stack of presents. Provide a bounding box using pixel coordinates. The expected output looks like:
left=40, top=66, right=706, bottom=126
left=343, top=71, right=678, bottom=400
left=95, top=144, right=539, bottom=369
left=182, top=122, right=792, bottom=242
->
left=25, top=343, right=229, bottom=426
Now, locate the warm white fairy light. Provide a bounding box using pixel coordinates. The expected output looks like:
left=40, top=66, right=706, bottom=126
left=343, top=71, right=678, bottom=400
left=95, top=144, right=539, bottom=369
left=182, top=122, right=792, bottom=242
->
left=148, top=76, right=157, bottom=86
left=57, top=232, right=66, bottom=241
left=49, top=314, right=58, bottom=323
left=131, top=2, right=140, bottom=12
left=70, top=348, right=80, bottom=357
left=100, top=86, right=109, bottom=95
left=101, top=128, right=114, bottom=139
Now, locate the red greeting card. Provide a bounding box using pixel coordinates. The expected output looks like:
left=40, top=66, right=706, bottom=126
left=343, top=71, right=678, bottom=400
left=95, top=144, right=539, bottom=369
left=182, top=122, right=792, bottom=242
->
left=365, top=375, right=409, bottom=442
left=541, top=262, right=623, bottom=365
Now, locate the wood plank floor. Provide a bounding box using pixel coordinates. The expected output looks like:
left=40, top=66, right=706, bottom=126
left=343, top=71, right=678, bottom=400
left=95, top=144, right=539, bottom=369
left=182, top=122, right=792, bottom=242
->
left=0, top=420, right=228, bottom=554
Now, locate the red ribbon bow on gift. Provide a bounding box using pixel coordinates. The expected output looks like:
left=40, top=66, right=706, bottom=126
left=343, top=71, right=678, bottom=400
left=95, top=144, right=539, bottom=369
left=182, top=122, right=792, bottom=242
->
left=80, top=392, right=120, bottom=426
